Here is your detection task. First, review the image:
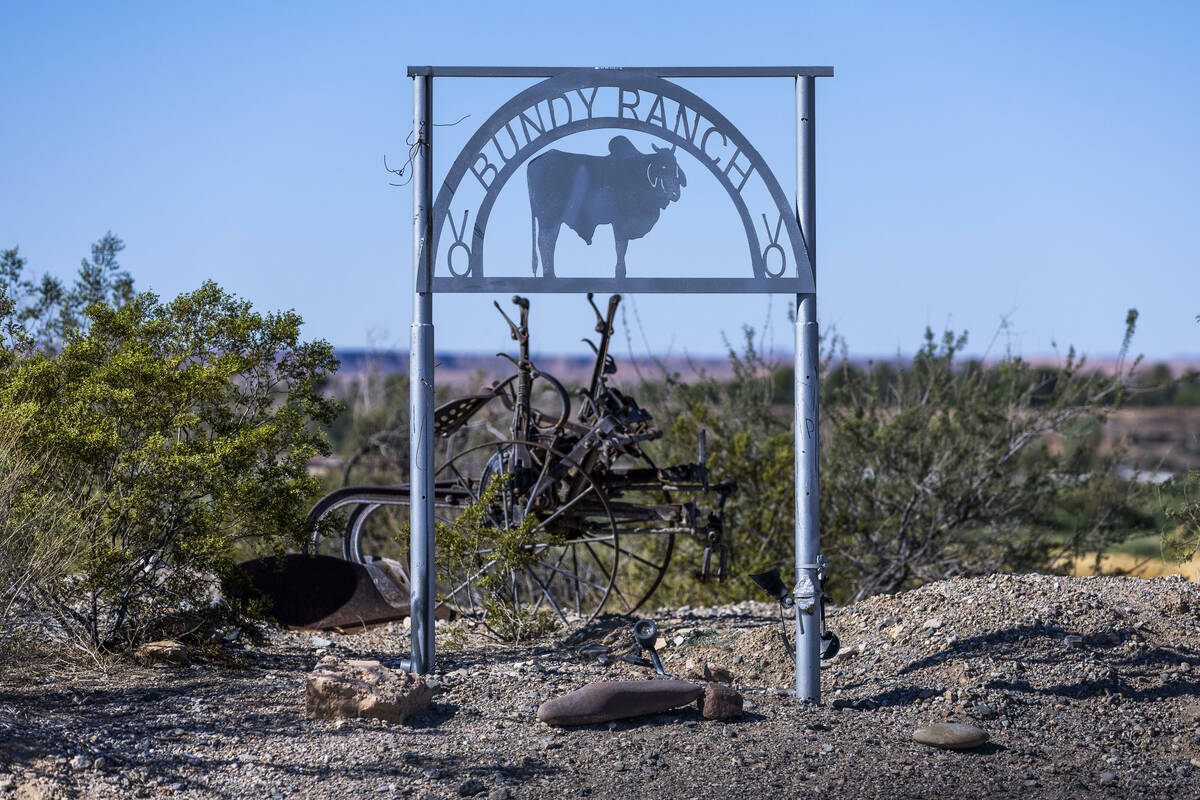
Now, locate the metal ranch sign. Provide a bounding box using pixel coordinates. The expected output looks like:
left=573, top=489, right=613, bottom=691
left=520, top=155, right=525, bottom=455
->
left=423, top=69, right=818, bottom=293
left=405, top=65, right=833, bottom=702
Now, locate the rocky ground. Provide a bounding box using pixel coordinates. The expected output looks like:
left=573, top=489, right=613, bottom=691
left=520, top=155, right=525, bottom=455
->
left=3, top=573, right=1200, bottom=799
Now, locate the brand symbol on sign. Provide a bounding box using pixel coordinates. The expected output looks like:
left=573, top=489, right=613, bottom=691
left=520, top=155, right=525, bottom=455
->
left=527, top=135, right=686, bottom=279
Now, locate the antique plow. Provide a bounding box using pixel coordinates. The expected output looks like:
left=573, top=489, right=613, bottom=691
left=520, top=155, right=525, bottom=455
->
left=305, top=294, right=734, bottom=627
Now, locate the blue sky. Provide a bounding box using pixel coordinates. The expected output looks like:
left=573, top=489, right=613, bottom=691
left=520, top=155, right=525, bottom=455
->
left=3, top=1, right=1197, bottom=361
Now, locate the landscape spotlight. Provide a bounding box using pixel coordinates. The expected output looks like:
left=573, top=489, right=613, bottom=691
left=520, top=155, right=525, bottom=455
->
left=749, top=567, right=794, bottom=608
left=632, top=619, right=666, bottom=676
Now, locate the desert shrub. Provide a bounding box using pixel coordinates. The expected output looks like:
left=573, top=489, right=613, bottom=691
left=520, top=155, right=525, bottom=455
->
left=0, top=424, right=91, bottom=633
left=646, top=330, right=796, bottom=606
left=1165, top=479, right=1200, bottom=562
left=327, top=368, right=410, bottom=486
left=0, top=238, right=339, bottom=649
left=433, top=472, right=557, bottom=642
left=647, top=315, right=1148, bottom=603
left=1163, top=314, right=1200, bottom=560
left=821, top=325, right=1145, bottom=600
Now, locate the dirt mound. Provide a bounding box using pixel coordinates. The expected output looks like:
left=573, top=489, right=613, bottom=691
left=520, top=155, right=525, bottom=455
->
left=4, top=573, right=1200, bottom=799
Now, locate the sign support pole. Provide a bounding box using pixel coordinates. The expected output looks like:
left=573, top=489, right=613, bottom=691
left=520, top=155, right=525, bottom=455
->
left=794, top=75, right=821, bottom=703
left=410, top=73, right=436, bottom=674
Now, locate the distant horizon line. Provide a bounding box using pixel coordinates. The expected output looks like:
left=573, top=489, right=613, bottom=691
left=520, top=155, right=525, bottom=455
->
left=329, top=347, right=1200, bottom=379
left=330, top=346, right=1200, bottom=363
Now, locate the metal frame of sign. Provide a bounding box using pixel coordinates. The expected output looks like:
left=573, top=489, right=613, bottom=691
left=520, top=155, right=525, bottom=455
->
left=405, top=65, right=833, bottom=702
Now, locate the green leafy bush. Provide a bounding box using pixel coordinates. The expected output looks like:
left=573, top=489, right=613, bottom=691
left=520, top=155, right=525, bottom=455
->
left=434, top=473, right=557, bottom=642
left=0, top=237, right=339, bottom=649
left=1164, top=314, right=1200, bottom=561
left=646, top=315, right=1149, bottom=603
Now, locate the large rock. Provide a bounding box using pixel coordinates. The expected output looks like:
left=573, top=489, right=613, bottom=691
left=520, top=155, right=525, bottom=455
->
left=698, top=682, right=743, bottom=720
left=537, top=679, right=703, bottom=726
left=135, top=640, right=190, bottom=666
left=306, top=657, right=432, bottom=723
left=912, top=722, right=989, bottom=750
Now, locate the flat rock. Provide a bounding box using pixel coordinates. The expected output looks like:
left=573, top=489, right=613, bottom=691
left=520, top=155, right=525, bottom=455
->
left=306, top=657, right=432, bottom=723
left=698, top=682, right=743, bottom=720
left=537, top=679, right=703, bottom=726
left=135, top=639, right=190, bottom=666
left=913, top=722, right=989, bottom=750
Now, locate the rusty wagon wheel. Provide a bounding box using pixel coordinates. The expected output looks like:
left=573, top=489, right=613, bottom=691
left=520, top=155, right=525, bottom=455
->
left=429, top=439, right=620, bottom=631
left=433, top=438, right=674, bottom=629
left=326, top=437, right=676, bottom=629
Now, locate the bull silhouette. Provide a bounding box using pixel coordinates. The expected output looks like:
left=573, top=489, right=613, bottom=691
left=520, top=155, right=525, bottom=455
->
left=527, top=135, right=686, bottom=279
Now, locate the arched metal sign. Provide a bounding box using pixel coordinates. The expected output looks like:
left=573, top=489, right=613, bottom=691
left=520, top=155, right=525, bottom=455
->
left=423, top=69, right=814, bottom=294
left=405, top=66, right=833, bottom=704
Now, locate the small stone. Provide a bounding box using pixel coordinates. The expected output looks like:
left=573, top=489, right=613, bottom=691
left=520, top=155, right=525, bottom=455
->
left=913, top=723, right=989, bottom=750
left=16, top=781, right=48, bottom=800
left=488, top=790, right=511, bottom=800
left=685, top=660, right=733, bottom=684
left=971, top=702, right=998, bottom=720
left=578, top=643, right=610, bottom=661
left=704, top=664, right=734, bottom=683
left=698, top=683, right=743, bottom=720
left=458, top=779, right=486, bottom=796
left=92, top=757, right=109, bottom=771
left=922, top=618, right=942, bottom=630
left=311, top=635, right=333, bottom=648
left=69, top=755, right=90, bottom=771
left=1191, top=758, right=1200, bottom=769
left=1098, top=772, right=1117, bottom=786
left=422, top=768, right=440, bottom=779
left=1064, top=635, right=1085, bottom=649
left=135, top=639, right=190, bottom=666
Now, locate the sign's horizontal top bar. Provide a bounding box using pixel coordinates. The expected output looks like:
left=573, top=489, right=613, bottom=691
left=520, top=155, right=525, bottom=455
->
left=429, top=276, right=815, bottom=294
left=407, top=66, right=834, bottom=78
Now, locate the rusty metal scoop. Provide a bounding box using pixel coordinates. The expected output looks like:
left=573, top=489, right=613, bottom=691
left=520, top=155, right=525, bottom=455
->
left=227, top=554, right=451, bottom=632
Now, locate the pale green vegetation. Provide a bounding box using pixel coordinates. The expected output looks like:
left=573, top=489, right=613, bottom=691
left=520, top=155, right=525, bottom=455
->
left=0, top=235, right=339, bottom=657
left=1162, top=314, right=1200, bottom=562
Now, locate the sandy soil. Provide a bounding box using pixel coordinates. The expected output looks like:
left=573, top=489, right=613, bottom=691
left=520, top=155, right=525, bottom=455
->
left=2, top=573, right=1200, bottom=799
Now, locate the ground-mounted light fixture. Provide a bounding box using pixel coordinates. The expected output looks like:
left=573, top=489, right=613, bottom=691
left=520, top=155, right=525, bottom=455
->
left=632, top=619, right=667, bottom=676
left=749, top=567, right=794, bottom=607
left=750, top=566, right=840, bottom=662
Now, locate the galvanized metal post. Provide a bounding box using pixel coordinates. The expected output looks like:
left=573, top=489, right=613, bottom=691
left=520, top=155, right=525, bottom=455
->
left=794, top=75, right=821, bottom=703
left=410, top=73, right=436, bottom=674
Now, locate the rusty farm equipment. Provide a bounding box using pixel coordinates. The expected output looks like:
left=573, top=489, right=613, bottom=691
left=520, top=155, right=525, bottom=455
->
left=302, top=294, right=734, bottom=630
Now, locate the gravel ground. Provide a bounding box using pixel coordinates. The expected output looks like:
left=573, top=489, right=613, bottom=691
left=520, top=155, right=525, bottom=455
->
left=3, top=573, right=1200, bottom=799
